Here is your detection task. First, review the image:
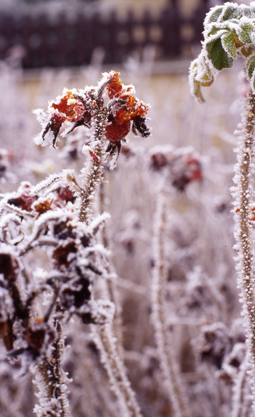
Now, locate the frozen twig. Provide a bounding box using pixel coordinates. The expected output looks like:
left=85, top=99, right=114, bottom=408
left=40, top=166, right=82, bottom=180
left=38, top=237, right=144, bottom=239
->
left=231, top=352, right=250, bottom=417
left=33, top=308, right=70, bottom=417
left=151, top=190, right=191, bottom=417
left=92, top=324, right=142, bottom=417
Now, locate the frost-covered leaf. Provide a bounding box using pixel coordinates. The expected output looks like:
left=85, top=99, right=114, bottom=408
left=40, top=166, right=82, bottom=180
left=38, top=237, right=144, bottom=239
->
left=207, top=26, right=223, bottom=38
left=207, top=38, right=233, bottom=70
left=245, top=54, right=255, bottom=93
left=189, top=60, right=204, bottom=103
left=221, top=32, right=236, bottom=58
left=243, top=5, right=252, bottom=18
left=205, top=6, right=223, bottom=25
left=239, top=22, right=253, bottom=44
left=222, top=4, right=239, bottom=21
left=245, top=53, right=255, bottom=79
left=191, top=79, right=205, bottom=103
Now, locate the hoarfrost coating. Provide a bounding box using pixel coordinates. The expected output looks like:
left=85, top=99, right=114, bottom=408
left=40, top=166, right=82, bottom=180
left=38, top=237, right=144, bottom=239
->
left=189, top=2, right=255, bottom=102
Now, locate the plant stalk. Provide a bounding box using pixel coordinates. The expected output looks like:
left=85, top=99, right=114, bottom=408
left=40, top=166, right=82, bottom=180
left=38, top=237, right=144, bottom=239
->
left=151, top=191, right=191, bottom=417
left=79, top=108, right=107, bottom=223
left=234, top=90, right=255, bottom=407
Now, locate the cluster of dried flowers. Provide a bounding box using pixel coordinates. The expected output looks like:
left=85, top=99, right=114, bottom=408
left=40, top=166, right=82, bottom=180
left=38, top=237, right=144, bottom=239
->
left=35, top=70, right=150, bottom=151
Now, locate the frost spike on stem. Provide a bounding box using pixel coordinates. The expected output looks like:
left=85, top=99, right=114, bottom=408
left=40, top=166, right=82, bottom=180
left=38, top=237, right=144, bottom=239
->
left=151, top=191, right=191, bottom=417
left=234, top=90, right=255, bottom=408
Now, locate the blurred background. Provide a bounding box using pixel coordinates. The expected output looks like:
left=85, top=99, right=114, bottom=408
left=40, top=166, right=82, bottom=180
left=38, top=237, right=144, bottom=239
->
left=0, top=0, right=247, bottom=156
left=0, top=2, right=253, bottom=416
left=0, top=0, right=214, bottom=69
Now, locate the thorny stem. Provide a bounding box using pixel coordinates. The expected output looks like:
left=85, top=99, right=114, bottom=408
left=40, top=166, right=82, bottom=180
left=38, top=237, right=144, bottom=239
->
left=234, top=91, right=255, bottom=407
left=98, top=180, right=124, bottom=357
left=99, top=181, right=109, bottom=249
left=34, top=308, right=69, bottom=417
left=92, top=324, right=142, bottom=417
left=79, top=85, right=108, bottom=224
left=151, top=191, right=191, bottom=417
left=79, top=133, right=105, bottom=223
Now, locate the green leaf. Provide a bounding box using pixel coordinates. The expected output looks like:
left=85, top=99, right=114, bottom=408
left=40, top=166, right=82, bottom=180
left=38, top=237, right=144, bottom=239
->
left=240, top=46, right=252, bottom=58
left=221, top=32, right=236, bottom=58
left=207, top=38, right=233, bottom=70
left=239, top=23, right=253, bottom=44
left=189, top=60, right=205, bottom=103
left=222, top=4, right=239, bottom=21
left=206, top=7, right=223, bottom=24
left=243, top=7, right=251, bottom=19
left=207, top=26, right=222, bottom=37
left=252, top=74, right=255, bottom=94
left=199, top=59, right=214, bottom=87
left=246, top=55, right=255, bottom=79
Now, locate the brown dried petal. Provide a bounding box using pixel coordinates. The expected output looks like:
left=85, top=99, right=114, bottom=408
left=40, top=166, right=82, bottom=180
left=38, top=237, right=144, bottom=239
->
left=25, top=322, right=55, bottom=355
left=53, top=241, right=77, bottom=267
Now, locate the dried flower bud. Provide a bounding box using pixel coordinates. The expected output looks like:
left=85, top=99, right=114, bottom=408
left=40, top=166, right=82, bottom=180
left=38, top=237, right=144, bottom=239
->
left=105, top=118, right=131, bottom=143
left=57, top=186, right=75, bottom=202
left=8, top=193, right=37, bottom=212
left=24, top=321, right=55, bottom=357
left=53, top=241, right=77, bottom=267
left=60, top=276, right=91, bottom=310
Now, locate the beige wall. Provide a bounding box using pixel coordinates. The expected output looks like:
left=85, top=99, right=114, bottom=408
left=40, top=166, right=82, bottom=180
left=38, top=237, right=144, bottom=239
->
left=100, top=0, right=202, bottom=17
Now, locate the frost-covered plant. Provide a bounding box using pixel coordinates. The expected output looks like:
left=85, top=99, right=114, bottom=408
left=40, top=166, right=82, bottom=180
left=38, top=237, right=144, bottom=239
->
left=149, top=145, right=202, bottom=191
left=189, top=1, right=255, bottom=411
left=0, top=177, right=116, bottom=417
left=35, top=71, right=150, bottom=222
left=0, top=71, right=150, bottom=417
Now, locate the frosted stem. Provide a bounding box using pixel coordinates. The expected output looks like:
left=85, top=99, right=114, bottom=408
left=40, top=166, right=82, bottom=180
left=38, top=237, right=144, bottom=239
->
left=151, top=191, right=191, bottom=417
left=234, top=90, right=255, bottom=408
left=79, top=108, right=107, bottom=224
left=231, top=353, right=249, bottom=417
left=92, top=324, right=142, bottom=417
left=33, top=311, right=70, bottom=417
left=98, top=180, right=124, bottom=357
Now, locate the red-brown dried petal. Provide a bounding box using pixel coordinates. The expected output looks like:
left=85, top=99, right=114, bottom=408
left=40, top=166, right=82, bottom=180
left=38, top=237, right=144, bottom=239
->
left=57, top=187, right=75, bottom=202
left=106, top=72, right=123, bottom=99
left=53, top=241, right=77, bottom=267
left=51, top=91, right=85, bottom=123
left=34, top=199, right=54, bottom=214
left=8, top=194, right=37, bottom=212
left=105, top=120, right=131, bottom=142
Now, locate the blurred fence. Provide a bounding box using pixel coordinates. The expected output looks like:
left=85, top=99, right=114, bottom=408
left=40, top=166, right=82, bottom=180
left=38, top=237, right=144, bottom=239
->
left=0, top=1, right=210, bottom=68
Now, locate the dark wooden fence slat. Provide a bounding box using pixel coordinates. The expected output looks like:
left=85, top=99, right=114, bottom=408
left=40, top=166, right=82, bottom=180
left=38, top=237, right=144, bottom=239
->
left=0, top=2, right=210, bottom=69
